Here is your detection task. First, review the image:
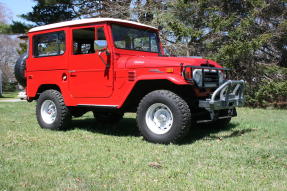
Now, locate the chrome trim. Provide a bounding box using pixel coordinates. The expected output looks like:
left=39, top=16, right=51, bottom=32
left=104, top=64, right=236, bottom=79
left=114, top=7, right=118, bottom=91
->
left=77, top=104, right=118, bottom=108
left=198, top=80, right=245, bottom=120
left=188, top=66, right=230, bottom=71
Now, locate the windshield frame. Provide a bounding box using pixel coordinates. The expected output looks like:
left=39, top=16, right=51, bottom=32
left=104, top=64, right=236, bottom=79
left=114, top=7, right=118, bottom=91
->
left=110, top=23, right=160, bottom=54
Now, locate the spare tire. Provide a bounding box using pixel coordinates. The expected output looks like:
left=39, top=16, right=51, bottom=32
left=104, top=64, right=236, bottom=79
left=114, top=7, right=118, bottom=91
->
left=15, top=52, right=27, bottom=87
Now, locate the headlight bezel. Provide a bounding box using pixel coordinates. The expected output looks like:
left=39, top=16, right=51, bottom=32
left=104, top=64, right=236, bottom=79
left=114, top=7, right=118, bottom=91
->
left=218, top=70, right=226, bottom=85
left=192, top=69, right=203, bottom=87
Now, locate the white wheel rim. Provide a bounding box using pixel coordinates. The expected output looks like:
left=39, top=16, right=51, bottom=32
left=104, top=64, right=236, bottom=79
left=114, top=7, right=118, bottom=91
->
left=145, top=103, right=173, bottom=135
left=41, top=100, right=57, bottom=124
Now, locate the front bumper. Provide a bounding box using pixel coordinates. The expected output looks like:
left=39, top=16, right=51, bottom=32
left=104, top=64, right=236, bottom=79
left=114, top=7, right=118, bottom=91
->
left=198, top=80, right=245, bottom=118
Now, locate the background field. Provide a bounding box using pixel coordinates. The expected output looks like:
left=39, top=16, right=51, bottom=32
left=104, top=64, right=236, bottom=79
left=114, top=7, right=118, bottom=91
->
left=0, top=102, right=286, bottom=191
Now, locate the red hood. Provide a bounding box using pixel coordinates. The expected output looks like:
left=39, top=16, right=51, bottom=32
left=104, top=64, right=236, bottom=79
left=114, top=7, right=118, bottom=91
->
left=117, top=56, right=222, bottom=69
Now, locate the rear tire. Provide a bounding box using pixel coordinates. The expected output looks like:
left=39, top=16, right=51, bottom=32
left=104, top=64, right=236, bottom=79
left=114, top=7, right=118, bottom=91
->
left=137, top=90, right=191, bottom=144
left=36, top=90, right=71, bottom=130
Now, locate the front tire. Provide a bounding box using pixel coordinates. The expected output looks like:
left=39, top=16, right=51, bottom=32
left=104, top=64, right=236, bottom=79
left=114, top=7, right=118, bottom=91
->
left=137, top=90, right=191, bottom=144
left=36, top=90, right=71, bottom=130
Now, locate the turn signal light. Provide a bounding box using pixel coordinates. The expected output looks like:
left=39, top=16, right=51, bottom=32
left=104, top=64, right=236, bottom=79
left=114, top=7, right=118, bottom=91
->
left=166, top=68, right=174, bottom=73
left=183, top=67, right=192, bottom=79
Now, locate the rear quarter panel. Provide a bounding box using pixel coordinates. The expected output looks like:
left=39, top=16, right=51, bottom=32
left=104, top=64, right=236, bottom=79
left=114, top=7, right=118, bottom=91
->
left=26, top=28, right=72, bottom=104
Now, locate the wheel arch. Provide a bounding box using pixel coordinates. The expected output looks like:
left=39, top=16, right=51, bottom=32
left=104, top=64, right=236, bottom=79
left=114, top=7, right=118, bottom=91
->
left=29, top=84, right=62, bottom=101
left=120, top=79, right=196, bottom=112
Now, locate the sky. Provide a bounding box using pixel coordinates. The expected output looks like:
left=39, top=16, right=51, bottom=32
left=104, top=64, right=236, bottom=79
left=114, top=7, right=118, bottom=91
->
left=0, top=0, right=36, bottom=23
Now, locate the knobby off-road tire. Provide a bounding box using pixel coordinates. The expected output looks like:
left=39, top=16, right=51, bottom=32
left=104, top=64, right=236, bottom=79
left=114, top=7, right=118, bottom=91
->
left=36, top=90, right=71, bottom=130
left=15, top=52, right=27, bottom=87
left=93, top=111, right=124, bottom=124
left=137, top=90, right=191, bottom=144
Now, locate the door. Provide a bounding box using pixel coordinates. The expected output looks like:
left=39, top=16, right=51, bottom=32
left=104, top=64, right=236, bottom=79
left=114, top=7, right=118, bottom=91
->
left=68, top=25, right=113, bottom=98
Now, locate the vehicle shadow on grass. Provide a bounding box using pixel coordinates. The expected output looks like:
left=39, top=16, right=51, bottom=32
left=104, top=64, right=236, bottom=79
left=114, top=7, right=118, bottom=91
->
left=70, top=116, right=140, bottom=137
left=180, top=122, right=255, bottom=145
left=70, top=117, right=254, bottom=144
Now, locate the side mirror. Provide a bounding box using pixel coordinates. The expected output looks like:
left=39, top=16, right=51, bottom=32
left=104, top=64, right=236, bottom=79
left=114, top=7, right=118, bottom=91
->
left=94, top=40, right=110, bottom=56
left=96, top=47, right=110, bottom=56
left=94, top=40, right=107, bottom=50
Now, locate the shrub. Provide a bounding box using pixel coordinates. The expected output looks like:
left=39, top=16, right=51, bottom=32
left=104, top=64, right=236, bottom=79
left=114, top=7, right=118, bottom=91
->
left=3, top=82, right=17, bottom=92
left=254, top=81, right=287, bottom=108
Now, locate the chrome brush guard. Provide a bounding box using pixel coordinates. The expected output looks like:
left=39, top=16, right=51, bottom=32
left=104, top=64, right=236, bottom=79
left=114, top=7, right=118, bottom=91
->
left=199, top=80, right=245, bottom=120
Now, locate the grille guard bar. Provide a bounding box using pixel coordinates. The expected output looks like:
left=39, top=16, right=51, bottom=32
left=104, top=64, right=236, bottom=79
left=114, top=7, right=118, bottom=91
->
left=199, top=80, right=245, bottom=111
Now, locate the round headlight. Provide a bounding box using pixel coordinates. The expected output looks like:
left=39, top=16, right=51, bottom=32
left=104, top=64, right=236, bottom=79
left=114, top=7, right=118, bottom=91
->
left=218, top=71, right=226, bottom=85
left=192, top=69, right=202, bottom=86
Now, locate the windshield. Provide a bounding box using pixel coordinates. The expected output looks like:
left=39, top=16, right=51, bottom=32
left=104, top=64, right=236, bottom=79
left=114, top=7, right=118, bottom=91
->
left=111, top=24, right=160, bottom=53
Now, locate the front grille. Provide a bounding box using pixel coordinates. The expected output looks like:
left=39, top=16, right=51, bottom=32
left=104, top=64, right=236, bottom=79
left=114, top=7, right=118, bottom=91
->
left=203, top=70, right=219, bottom=87
left=182, top=65, right=230, bottom=88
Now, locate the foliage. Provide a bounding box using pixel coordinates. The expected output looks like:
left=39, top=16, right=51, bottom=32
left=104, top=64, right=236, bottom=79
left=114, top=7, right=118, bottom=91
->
left=0, top=35, right=19, bottom=87
left=244, top=64, right=287, bottom=108
left=0, top=22, right=31, bottom=34
left=156, top=1, right=286, bottom=65
left=0, top=23, right=12, bottom=34
left=21, top=0, right=77, bottom=26
left=10, top=21, right=31, bottom=34
left=0, top=3, right=28, bottom=91
left=252, top=80, right=287, bottom=108
left=12, top=0, right=287, bottom=107
left=17, top=42, right=28, bottom=55
left=153, top=0, right=287, bottom=107
left=0, top=103, right=286, bottom=190
left=20, top=0, right=166, bottom=25
left=2, top=81, right=17, bottom=92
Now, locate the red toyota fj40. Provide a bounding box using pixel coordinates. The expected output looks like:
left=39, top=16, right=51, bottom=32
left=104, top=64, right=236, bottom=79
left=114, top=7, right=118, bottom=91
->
left=15, top=18, right=245, bottom=144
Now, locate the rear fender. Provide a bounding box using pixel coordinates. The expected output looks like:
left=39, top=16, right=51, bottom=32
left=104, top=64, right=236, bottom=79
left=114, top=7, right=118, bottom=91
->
left=27, top=83, right=72, bottom=105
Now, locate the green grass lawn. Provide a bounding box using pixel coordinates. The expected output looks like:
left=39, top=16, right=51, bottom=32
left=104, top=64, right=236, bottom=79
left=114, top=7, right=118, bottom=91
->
left=0, top=91, right=18, bottom=99
left=0, top=102, right=286, bottom=191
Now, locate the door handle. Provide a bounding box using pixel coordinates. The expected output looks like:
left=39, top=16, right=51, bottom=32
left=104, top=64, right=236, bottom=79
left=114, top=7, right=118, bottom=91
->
left=97, top=52, right=110, bottom=68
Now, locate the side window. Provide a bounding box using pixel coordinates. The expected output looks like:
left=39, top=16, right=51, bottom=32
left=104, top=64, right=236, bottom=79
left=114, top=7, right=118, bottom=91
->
left=33, top=31, right=65, bottom=57
left=73, top=27, right=107, bottom=55
left=73, top=27, right=95, bottom=55
left=94, top=27, right=107, bottom=50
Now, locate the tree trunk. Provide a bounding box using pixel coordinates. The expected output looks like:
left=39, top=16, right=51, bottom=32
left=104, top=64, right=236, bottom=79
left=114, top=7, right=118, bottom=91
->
left=0, top=71, right=2, bottom=97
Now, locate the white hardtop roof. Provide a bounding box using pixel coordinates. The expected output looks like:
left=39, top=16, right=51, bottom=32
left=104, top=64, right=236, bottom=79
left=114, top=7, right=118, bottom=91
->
left=29, top=18, right=157, bottom=33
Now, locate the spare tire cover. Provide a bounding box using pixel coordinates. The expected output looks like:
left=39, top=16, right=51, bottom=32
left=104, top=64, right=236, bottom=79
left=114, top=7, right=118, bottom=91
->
left=15, top=52, right=27, bottom=87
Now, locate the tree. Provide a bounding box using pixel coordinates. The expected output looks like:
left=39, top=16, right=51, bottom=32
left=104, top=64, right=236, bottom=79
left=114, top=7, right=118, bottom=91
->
left=0, top=3, right=22, bottom=93
left=15, top=0, right=287, bottom=107
left=155, top=0, right=287, bottom=106
left=20, top=0, right=169, bottom=25
left=21, top=0, right=77, bottom=25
